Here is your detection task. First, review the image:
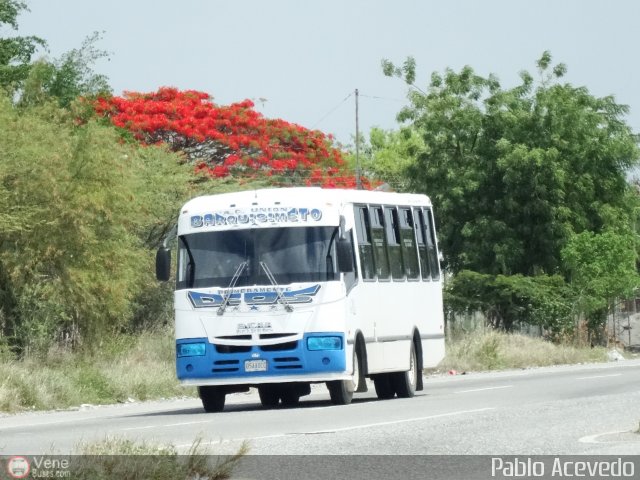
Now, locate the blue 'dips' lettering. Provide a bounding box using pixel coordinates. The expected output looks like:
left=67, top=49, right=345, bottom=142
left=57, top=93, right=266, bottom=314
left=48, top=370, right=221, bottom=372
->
left=187, top=292, right=240, bottom=307
left=188, top=285, right=321, bottom=309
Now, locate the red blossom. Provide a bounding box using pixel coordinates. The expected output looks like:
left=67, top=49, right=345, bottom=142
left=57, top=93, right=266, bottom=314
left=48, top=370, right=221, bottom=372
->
left=94, top=87, right=374, bottom=189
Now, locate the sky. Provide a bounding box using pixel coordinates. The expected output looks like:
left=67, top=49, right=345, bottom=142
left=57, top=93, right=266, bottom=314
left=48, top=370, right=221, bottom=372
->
left=13, top=0, right=640, bottom=146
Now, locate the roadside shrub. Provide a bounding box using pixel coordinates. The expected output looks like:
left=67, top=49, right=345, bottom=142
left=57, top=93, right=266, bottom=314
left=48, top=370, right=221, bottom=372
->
left=445, top=270, right=573, bottom=335
left=0, top=96, right=192, bottom=355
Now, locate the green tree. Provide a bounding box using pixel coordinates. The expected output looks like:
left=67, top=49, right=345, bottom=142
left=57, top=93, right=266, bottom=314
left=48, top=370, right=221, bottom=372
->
left=561, top=229, right=640, bottom=342
left=380, top=53, right=640, bottom=337
left=1, top=2, right=110, bottom=107
left=0, top=0, right=45, bottom=91
left=0, top=96, right=192, bottom=354
left=19, top=31, right=111, bottom=108
left=380, top=52, right=639, bottom=277
left=356, top=127, right=425, bottom=191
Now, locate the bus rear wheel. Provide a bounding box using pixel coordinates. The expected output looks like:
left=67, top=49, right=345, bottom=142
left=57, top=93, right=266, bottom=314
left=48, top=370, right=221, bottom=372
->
left=198, top=386, right=226, bottom=412
left=372, top=373, right=395, bottom=400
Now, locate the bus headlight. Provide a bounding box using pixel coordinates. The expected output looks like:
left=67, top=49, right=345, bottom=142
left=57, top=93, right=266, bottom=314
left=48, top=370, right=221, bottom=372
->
left=307, top=336, right=342, bottom=351
left=177, top=342, right=206, bottom=357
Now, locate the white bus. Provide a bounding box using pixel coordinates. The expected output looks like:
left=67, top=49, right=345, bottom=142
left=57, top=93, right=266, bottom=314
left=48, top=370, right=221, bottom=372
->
left=156, top=187, right=445, bottom=412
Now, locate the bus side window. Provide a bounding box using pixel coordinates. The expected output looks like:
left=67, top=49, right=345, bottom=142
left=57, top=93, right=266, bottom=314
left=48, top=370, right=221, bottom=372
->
left=425, top=207, right=441, bottom=280
left=414, top=207, right=431, bottom=280
left=384, top=206, right=405, bottom=281
left=354, top=205, right=376, bottom=281
left=370, top=206, right=390, bottom=280
left=399, top=208, right=420, bottom=280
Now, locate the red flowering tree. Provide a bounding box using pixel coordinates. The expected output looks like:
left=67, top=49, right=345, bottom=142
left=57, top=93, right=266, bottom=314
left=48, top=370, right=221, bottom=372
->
left=94, top=87, right=369, bottom=188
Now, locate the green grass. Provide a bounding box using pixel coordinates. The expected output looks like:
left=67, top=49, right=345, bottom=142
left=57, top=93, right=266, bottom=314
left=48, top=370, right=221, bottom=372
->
left=436, top=330, right=610, bottom=372
left=0, top=327, right=196, bottom=413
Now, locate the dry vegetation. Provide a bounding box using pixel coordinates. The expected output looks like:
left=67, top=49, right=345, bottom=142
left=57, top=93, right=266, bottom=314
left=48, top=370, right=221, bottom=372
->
left=72, top=436, right=248, bottom=479
left=436, top=330, right=610, bottom=373
left=0, top=327, right=196, bottom=413
left=0, top=328, right=616, bottom=413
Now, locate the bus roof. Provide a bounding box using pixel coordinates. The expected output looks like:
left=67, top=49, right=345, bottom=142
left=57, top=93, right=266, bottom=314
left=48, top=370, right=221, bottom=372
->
left=181, top=187, right=432, bottom=212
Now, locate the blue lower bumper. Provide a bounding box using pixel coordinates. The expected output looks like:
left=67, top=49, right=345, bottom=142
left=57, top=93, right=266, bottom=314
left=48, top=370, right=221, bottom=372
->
left=176, top=332, right=346, bottom=381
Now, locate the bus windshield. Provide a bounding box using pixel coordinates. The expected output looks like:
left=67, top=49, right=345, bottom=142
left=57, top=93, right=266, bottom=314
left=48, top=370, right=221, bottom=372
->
left=177, top=226, right=339, bottom=289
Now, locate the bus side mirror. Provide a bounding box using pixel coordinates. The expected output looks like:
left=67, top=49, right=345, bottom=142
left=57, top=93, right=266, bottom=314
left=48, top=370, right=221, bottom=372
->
left=156, top=247, right=171, bottom=282
left=337, top=238, right=354, bottom=273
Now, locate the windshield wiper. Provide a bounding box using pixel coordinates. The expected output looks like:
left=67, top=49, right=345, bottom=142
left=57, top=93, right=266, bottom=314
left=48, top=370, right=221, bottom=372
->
left=259, top=261, right=293, bottom=312
left=217, top=261, right=247, bottom=316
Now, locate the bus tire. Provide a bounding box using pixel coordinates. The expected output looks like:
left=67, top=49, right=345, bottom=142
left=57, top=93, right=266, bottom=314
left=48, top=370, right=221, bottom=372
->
left=392, top=343, right=417, bottom=398
left=327, top=347, right=360, bottom=405
left=198, top=386, right=226, bottom=412
left=327, top=380, right=353, bottom=405
left=372, top=373, right=395, bottom=400
left=354, top=338, right=368, bottom=393
left=258, top=385, right=280, bottom=408
left=280, top=387, right=301, bottom=407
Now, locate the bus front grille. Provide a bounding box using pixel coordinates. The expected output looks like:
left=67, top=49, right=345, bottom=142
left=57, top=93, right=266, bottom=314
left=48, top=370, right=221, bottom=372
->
left=212, top=359, right=240, bottom=373
left=215, top=344, right=251, bottom=354
left=259, top=333, right=296, bottom=339
left=273, top=356, right=302, bottom=370
left=260, top=341, right=298, bottom=352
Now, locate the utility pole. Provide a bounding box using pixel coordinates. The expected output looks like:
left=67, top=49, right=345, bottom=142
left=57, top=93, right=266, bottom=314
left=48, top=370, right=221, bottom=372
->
left=355, top=88, right=361, bottom=189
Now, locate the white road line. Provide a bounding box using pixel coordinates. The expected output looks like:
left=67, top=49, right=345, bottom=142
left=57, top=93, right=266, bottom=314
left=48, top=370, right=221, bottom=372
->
left=175, top=407, right=495, bottom=448
left=579, top=430, right=629, bottom=444
left=575, top=374, right=623, bottom=380
left=0, top=415, right=117, bottom=431
left=455, top=385, right=513, bottom=394
left=177, top=433, right=288, bottom=448
left=309, top=407, right=496, bottom=434
left=123, top=420, right=212, bottom=431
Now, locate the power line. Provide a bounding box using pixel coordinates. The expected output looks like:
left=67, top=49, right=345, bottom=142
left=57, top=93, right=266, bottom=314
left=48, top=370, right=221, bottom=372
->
left=311, top=92, right=353, bottom=128
left=359, top=93, right=405, bottom=103
left=310, top=90, right=407, bottom=133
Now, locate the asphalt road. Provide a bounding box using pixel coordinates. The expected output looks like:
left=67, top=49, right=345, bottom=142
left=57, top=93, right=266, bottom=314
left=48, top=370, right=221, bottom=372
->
left=1, top=359, right=640, bottom=457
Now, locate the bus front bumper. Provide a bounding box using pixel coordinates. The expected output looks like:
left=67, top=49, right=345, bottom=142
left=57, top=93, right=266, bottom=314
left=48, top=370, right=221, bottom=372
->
left=176, top=332, right=348, bottom=385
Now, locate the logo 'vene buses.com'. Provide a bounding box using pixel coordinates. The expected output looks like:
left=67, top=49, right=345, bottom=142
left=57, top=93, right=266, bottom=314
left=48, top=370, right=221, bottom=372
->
left=6, top=456, right=30, bottom=479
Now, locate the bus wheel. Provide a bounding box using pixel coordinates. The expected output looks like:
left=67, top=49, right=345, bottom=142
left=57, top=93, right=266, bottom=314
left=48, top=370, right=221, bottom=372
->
left=327, top=347, right=361, bottom=405
left=392, top=343, right=417, bottom=398
left=280, top=387, right=301, bottom=407
left=372, top=373, right=395, bottom=400
left=327, top=380, right=353, bottom=405
left=198, top=386, right=226, bottom=412
left=258, top=385, right=280, bottom=408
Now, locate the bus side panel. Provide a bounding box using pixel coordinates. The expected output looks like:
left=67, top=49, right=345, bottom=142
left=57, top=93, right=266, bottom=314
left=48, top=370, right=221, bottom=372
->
left=350, top=279, right=443, bottom=374
left=381, top=339, right=412, bottom=372
left=422, top=336, right=445, bottom=369
left=346, top=280, right=383, bottom=372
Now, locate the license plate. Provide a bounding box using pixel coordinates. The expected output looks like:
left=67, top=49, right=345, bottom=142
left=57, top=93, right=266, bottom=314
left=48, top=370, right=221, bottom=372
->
left=244, top=359, right=267, bottom=372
